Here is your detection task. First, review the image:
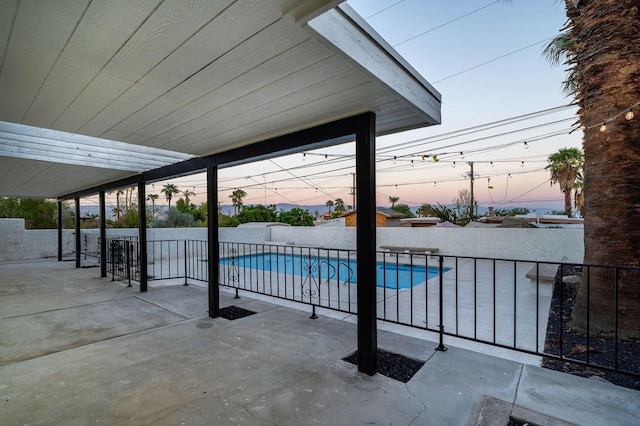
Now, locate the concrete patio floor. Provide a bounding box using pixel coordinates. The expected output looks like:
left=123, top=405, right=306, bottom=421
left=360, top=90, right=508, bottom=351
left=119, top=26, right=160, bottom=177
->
left=1, top=260, right=638, bottom=425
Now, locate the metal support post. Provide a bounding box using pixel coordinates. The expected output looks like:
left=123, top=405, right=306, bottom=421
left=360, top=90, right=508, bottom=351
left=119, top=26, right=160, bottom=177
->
left=138, top=181, right=148, bottom=292
left=207, top=163, right=220, bottom=318
left=75, top=197, right=81, bottom=268
left=356, top=112, right=377, bottom=375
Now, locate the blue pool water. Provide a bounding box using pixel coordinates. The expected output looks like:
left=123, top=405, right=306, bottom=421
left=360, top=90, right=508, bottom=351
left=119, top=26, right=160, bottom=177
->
left=219, top=252, right=442, bottom=289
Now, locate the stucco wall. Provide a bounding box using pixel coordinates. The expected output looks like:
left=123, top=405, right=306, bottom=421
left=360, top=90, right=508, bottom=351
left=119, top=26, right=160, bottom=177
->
left=271, top=226, right=584, bottom=263
left=1, top=219, right=583, bottom=264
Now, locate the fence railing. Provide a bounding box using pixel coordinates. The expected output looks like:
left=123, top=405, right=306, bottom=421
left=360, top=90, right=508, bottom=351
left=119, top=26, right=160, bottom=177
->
left=104, top=239, right=640, bottom=380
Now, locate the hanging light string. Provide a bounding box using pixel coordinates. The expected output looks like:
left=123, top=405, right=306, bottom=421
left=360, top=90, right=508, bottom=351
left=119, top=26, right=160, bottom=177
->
left=579, top=100, right=639, bottom=132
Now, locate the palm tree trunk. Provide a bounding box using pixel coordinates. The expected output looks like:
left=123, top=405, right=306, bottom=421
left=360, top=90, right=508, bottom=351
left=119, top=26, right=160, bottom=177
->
left=563, top=189, right=572, bottom=216
left=566, top=0, right=640, bottom=338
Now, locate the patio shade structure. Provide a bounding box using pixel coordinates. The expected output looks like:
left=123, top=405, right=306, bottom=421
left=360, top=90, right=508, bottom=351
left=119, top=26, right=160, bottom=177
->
left=0, top=0, right=441, bottom=375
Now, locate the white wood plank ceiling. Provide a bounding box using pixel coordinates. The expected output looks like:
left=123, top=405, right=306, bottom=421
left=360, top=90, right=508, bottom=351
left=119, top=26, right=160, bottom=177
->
left=0, top=0, right=441, bottom=198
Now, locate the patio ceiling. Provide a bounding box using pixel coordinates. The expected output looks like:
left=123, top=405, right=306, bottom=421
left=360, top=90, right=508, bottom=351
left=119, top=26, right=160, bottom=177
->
left=0, top=0, right=441, bottom=199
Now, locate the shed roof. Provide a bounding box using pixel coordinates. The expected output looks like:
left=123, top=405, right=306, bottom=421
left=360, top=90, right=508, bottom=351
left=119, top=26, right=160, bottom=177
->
left=0, top=0, right=441, bottom=198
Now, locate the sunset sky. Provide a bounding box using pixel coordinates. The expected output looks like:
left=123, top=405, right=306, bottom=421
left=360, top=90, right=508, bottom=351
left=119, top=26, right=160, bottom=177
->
left=85, top=1, right=585, bottom=213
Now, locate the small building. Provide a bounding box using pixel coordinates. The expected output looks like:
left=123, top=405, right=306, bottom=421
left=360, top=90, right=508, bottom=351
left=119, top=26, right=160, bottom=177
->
left=343, top=207, right=406, bottom=227
left=400, top=217, right=441, bottom=227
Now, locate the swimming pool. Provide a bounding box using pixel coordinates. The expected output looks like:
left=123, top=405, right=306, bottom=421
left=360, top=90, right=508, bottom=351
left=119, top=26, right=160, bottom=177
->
left=219, top=252, right=442, bottom=289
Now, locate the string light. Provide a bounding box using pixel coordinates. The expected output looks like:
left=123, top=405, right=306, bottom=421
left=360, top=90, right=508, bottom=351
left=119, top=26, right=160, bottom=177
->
left=432, top=155, right=439, bottom=162
left=490, top=161, right=494, bottom=167
left=523, top=141, right=529, bottom=149
left=521, top=161, right=525, bottom=167
left=421, top=154, right=426, bottom=161
left=452, top=161, right=456, bottom=168
left=460, top=151, right=465, bottom=159
left=433, top=181, right=437, bottom=187
left=626, top=109, right=634, bottom=121
left=411, top=160, right=414, bottom=167
left=324, top=154, right=328, bottom=161
left=303, top=153, right=306, bottom=161
left=487, top=177, right=493, bottom=189
left=393, top=156, right=397, bottom=164
left=579, top=100, right=639, bottom=132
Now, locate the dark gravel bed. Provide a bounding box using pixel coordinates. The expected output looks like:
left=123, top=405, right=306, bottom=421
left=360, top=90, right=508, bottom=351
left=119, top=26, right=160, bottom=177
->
left=541, top=267, right=640, bottom=390
left=343, top=350, right=425, bottom=383
left=219, top=305, right=257, bottom=320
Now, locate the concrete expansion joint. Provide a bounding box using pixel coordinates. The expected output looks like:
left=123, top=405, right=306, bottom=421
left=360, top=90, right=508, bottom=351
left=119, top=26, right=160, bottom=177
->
left=1, top=295, right=133, bottom=320
left=405, top=383, right=427, bottom=425
left=225, top=397, right=278, bottom=426
left=133, top=296, right=190, bottom=320
left=511, top=364, right=525, bottom=412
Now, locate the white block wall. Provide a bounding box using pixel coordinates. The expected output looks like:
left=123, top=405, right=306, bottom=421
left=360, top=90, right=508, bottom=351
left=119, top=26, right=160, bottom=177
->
left=1, top=219, right=583, bottom=264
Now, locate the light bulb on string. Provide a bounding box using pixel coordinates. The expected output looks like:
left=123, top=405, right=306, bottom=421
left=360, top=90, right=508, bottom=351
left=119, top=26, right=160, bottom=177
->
left=432, top=155, right=439, bottom=162
left=303, top=153, right=306, bottom=161
left=433, top=181, right=437, bottom=187
left=324, top=154, right=328, bottom=161
left=521, top=161, right=525, bottom=167
left=393, top=156, right=397, bottom=164
left=411, top=160, right=414, bottom=167
left=523, top=141, right=529, bottom=149
left=490, top=161, right=494, bottom=167
left=508, top=173, right=512, bottom=179
left=600, top=123, right=607, bottom=132
left=488, top=178, right=493, bottom=190
left=626, top=109, right=634, bottom=120
left=460, top=151, right=465, bottom=159
left=452, top=161, right=456, bottom=168
left=421, top=154, right=426, bottom=161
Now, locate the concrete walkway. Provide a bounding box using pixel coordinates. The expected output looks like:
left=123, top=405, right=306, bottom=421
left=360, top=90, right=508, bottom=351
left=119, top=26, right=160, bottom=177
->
left=1, top=260, right=638, bottom=425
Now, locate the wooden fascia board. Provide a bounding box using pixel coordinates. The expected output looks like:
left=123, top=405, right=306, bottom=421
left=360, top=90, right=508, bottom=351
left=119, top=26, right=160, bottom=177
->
left=307, top=5, right=442, bottom=127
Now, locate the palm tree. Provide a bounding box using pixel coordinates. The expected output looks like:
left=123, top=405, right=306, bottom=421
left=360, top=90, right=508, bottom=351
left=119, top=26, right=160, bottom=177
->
left=545, top=148, right=583, bottom=217
left=574, top=172, right=584, bottom=218
left=181, top=189, right=196, bottom=206
left=325, top=200, right=334, bottom=214
left=161, top=183, right=179, bottom=208
left=229, top=189, right=247, bottom=216
left=549, top=1, right=640, bottom=338
left=334, top=198, right=346, bottom=215
left=114, top=189, right=124, bottom=220
left=388, top=196, right=399, bottom=207
left=147, top=194, right=159, bottom=220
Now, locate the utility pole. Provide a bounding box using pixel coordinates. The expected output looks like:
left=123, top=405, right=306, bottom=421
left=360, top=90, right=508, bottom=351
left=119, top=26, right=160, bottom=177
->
left=350, top=172, right=356, bottom=209
left=469, top=162, right=475, bottom=218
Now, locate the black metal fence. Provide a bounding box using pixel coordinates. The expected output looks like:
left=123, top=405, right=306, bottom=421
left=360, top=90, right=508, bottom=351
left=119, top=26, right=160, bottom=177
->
left=103, top=238, right=640, bottom=381
left=105, top=236, right=139, bottom=286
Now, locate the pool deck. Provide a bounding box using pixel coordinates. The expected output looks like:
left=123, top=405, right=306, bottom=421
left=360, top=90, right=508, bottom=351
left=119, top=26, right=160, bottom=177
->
left=1, top=260, right=638, bottom=425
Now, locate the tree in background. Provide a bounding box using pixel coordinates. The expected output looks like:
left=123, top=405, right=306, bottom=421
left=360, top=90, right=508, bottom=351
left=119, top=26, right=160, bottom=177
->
left=417, top=203, right=458, bottom=224
left=453, top=189, right=478, bottom=225
left=493, top=207, right=530, bottom=217
left=390, top=203, right=415, bottom=218
left=325, top=200, right=334, bottom=215
left=147, top=194, right=159, bottom=220
left=278, top=207, right=314, bottom=226
left=388, top=196, right=399, bottom=208
left=333, top=198, right=346, bottom=216
left=229, top=189, right=247, bottom=216
left=161, top=183, right=179, bottom=208
left=545, top=147, right=583, bottom=217
left=151, top=208, right=193, bottom=228
left=236, top=204, right=277, bottom=223
left=181, top=189, right=196, bottom=206
left=0, top=197, right=58, bottom=229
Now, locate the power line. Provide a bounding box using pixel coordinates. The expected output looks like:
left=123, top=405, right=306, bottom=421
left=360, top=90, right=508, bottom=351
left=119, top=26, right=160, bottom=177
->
left=364, top=0, right=405, bottom=20
left=393, top=1, right=501, bottom=47
left=433, top=36, right=556, bottom=84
